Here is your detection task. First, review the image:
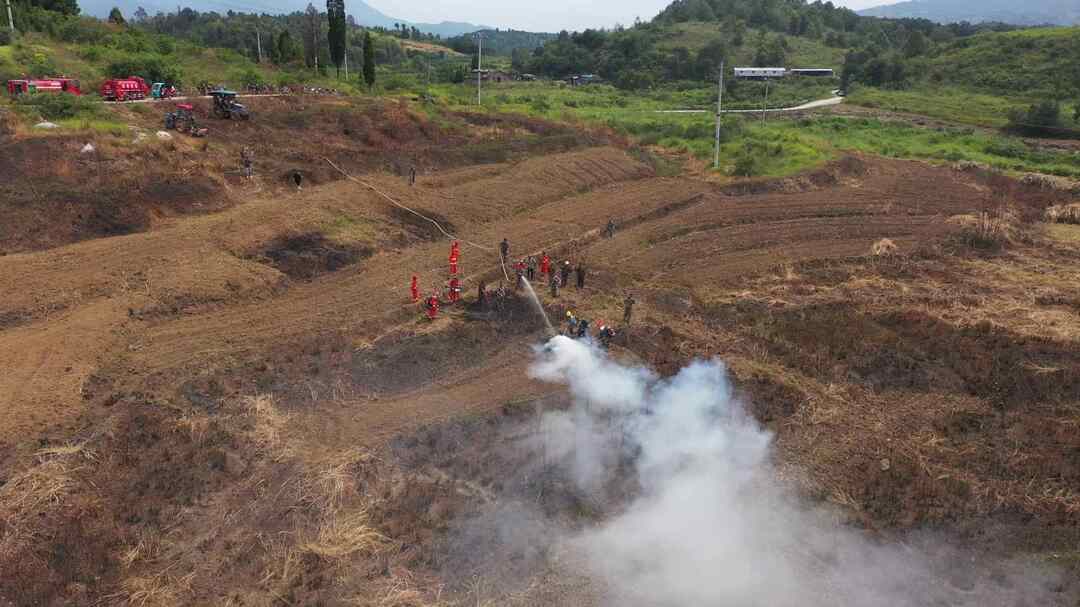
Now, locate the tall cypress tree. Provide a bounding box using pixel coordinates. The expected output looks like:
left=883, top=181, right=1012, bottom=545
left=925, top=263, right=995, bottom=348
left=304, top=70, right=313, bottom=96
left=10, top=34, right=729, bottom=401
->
left=362, top=30, right=376, bottom=90
left=326, top=0, right=346, bottom=77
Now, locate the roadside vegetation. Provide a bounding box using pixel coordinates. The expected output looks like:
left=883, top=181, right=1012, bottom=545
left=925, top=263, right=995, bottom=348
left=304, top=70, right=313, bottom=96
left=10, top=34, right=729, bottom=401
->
left=412, top=81, right=1080, bottom=179
left=843, top=27, right=1080, bottom=130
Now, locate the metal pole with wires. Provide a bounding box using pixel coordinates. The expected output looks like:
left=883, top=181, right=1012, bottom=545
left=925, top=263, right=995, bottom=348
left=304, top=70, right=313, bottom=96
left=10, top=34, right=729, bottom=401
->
left=475, top=32, right=484, bottom=105
left=762, top=78, right=770, bottom=123
left=713, top=60, right=724, bottom=170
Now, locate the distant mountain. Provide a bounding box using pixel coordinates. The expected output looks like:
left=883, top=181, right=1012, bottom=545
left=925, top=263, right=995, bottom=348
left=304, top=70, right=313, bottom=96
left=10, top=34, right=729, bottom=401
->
left=78, top=0, right=491, bottom=36
left=859, top=0, right=1080, bottom=26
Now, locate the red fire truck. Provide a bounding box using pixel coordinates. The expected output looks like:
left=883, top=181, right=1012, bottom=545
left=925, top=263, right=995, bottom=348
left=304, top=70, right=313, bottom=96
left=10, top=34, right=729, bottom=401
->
left=100, top=76, right=150, bottom=101
left=6, top=78, right=83, bottom=96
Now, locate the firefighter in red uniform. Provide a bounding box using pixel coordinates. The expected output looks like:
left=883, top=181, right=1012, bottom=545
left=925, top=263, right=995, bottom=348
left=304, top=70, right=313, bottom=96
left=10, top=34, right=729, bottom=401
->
left=426, top=292, right=440, bottom=320
left=448, top=277, right=461, bottom=303
left=410, top=275, right=420, bottom=303
left=540, top=252, right=551, bottom=277
left=449, top=241, right=460, bottom=276
left=514, top=259, right=526, bottom=290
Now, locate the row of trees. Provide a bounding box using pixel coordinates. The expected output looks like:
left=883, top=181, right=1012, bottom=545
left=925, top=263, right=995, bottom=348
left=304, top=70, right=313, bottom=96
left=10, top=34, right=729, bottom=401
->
left=122, top=3, right=382, bottom=84
left=510, top=22, right=799, bottom=89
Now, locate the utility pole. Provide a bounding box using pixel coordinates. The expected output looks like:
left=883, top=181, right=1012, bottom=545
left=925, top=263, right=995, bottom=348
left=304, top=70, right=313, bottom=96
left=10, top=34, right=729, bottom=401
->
left=713, top=60, right=724, bottom=170
left=6, top=0, right=15, bottom=33
left=475, top=32, right=483, bottom=105
left=255, top=28, right=263, bottom=63
left=762, top=78, right=770, bottom=123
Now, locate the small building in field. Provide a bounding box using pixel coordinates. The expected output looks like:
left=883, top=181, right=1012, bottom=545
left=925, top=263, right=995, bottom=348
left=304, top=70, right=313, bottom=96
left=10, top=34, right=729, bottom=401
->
left=567, top=74, right=601, bottom=86
left=790, top=68, right=835, bottom=77
left=472, top=69, right=513, bottom=83
left=733, top=67, right=787, bottom=80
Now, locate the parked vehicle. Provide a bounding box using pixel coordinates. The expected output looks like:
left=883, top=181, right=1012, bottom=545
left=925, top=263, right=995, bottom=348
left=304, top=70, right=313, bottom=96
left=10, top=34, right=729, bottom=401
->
left=6, top=78, right=82, bottom=96
left=101, top=77, right=150, bottom=102
left=164, top=103, right=207, bottom=137
left=151, top=82, right=179, bottom=99
left=209, top=90, right=250, bottom=121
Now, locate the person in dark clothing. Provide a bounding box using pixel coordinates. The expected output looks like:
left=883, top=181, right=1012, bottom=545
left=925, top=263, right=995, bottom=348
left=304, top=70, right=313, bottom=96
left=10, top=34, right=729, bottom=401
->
left=597, top=325, right=615, bottom=348
left=575, top=263, right=586, bottom=289
left=576, top=318, right=590, bottom=339
left=241, top=146, right=254, bottom=179
left=500, top=239, right=510, bottom=265
left=549, top=273, right=561, bottom=298
left=292, top=171, right=303, bottom=189
left=559, top=261, right=571, bottom=287
left=526, top=256, right=537, bottom=281
left=409, top=165, right=417, bottom=186
left=623, top=294, right=636, bottom=325
left=605, top=218, right=616, bottom=238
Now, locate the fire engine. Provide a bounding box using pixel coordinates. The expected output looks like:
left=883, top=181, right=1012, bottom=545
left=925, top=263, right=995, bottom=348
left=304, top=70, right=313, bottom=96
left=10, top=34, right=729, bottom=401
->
left=6, top=78, right=83, bottom=96
left=100, top=76, right=150, bottom=102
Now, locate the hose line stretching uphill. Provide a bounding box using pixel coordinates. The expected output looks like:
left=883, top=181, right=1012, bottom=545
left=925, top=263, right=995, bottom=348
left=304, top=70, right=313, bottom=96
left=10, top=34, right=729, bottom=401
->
left=324, top=157, right=510, bottom=281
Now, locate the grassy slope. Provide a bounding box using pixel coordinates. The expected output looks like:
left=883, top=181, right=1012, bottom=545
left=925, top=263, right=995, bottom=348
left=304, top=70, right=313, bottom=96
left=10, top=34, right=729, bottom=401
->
left=919, top=27, right=1080, bottom=97
left=848, top=27, right=1080, bottom=128
left=654, top=23, right=846, bottom=69
left=845, top=86, right=1030, bottom=128
left=422, top=81, right=1080, bottom=179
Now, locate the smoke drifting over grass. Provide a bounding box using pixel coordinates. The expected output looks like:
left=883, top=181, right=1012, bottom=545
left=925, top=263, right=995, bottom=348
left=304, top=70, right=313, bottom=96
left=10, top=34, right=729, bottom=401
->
left=528, top=336, right=1065, bottom=606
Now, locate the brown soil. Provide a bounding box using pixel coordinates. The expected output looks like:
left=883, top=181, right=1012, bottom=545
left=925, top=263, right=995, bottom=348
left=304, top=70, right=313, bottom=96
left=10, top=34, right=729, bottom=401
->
left=1, top=97, right=1078, bottom=606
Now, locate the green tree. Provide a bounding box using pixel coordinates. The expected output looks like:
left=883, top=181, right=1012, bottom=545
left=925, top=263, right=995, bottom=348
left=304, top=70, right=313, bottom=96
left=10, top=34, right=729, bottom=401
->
left=752, top=33, right=785, bottom=67
left=302, top=3, right=321, bottom=70
left=903, top=30, right=927, bottom=58
left=27, top=0, right=79, bottom=16
left=276, top=29, right=300, bottom=63
left=362, top=30, right=375, bottom=89
left=695, top=38, right=728, bottom=80
left=326, top=0, right=346, bottom=77
left=107, top=7, right=125, bottom=25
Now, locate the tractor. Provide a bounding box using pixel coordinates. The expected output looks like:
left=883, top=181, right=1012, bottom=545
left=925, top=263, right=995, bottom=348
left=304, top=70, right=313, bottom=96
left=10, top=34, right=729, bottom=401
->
left=164, top=104, right=207, bottom=137
left=209, top=90, right=250, bottom=121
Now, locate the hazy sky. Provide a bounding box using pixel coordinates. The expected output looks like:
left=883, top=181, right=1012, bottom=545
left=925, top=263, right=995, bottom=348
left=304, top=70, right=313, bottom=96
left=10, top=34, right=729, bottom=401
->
left=366, top=0, right=893, bottom=31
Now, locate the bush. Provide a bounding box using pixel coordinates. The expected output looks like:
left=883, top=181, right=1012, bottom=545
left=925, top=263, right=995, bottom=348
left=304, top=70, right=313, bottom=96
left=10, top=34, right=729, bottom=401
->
left=0, top=29, right=13, bottom=46
left=14, top=45, right=57, bottom=76
left=530, top=97, right=552, bottom=112
left=1006, top=100, right=1064, bottom=136
left=56, top=16, right=112, bottom=44
left=106, top=53, right=181, bottom=85
left=983, top=138, right=1028, bottom=159
left=15, top=93, right=103, bottom=120
left=237, top=69, right=264, bottom=88
left=733, top=146, right=760, bottom=177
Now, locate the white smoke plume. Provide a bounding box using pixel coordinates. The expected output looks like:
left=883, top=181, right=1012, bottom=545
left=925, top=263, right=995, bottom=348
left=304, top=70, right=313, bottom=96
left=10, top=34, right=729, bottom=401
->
left=528, top=335, right=1065, bottom=607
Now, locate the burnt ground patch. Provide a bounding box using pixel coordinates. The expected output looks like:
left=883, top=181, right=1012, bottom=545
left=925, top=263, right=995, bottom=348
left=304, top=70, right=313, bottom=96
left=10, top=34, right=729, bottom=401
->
left=710, top=300, right=1080, bottom=406
left=251, top=232, right=373, bottom=280
left=388, top=205, right=457, bottom=242
left=350, top=300, right=545, bottom=396
left=142, top=175, right=228, bottom=214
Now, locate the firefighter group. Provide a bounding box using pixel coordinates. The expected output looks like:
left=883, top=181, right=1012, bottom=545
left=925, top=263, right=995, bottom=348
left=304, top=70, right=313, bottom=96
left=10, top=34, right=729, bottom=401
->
left=413, top=233, right=634, bottom=348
